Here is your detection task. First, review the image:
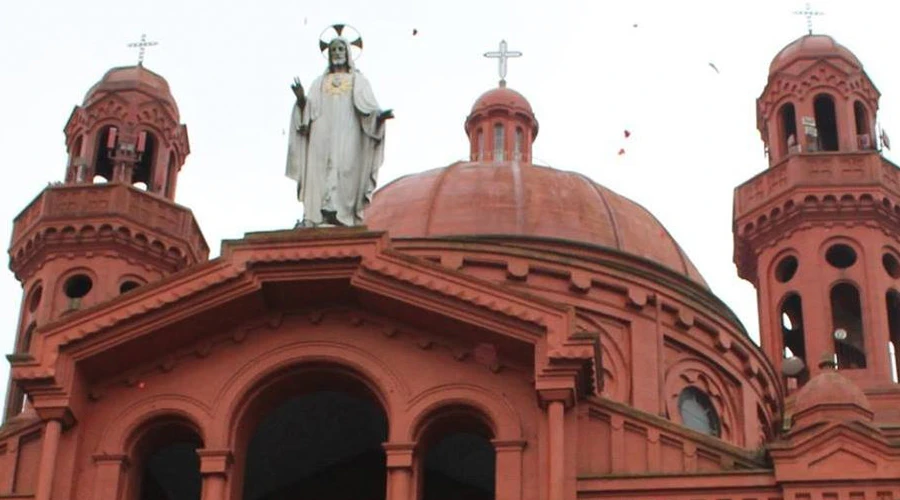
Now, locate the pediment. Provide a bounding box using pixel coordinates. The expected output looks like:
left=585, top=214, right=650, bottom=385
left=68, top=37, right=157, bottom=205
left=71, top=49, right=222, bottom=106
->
left=14, top=229, right=588, bottom=391
left=807, top=446, right=877, bottom=474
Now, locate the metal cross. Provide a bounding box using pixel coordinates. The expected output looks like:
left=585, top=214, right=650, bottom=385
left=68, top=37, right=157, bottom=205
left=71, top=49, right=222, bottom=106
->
left=484, top=40, right=522, bottom=87
left=793, top=2, right=824, bottom=35
left=127, top=33, right=158, bottom=66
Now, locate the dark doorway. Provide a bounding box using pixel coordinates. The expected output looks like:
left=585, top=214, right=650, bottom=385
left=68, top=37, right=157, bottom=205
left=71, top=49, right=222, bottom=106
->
left=135, top=421, right=202, bottom=500
left=814, top=94, right=840, bottom=151
left=420, top=408, right=495, bottom=500
left=243, top=390, right=388, bottom=500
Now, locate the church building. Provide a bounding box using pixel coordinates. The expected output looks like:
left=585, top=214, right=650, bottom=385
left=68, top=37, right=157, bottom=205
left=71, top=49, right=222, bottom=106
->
left=0, top=30, right=899, bottom=500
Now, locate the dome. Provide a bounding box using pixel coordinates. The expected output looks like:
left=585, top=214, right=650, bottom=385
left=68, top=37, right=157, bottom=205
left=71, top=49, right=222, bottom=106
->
left=792, top=370, right=872, bottom=418
left=471, top=87, right=534, bottom=115
left=769, top=34, right=862, bottom=75
left=365, top=162, right=708, bottom=287
left=83, top=65, right=180, bottom=118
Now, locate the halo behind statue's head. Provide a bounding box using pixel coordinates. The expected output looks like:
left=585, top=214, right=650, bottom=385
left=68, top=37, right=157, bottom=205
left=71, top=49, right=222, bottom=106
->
left=319, top=24, right=363, bottom=62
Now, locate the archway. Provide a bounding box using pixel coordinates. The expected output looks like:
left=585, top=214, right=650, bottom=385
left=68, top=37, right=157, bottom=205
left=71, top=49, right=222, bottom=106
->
left=416, top=405, right=495, bottom=500
left=128, top=417, right=203, bottom=500
left=239, top=364, right=389, bottom=500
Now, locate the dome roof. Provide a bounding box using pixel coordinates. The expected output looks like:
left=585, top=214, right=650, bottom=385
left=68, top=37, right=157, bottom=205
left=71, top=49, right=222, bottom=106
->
left=83, top=65, right=179, bottom=118
left=769, top=34, right=862, bottom=75
left=792, top=370, right=871, bottom=417
left=365, top=162, right=708, bottom=287
left=471, top=87, right=534, bottom=115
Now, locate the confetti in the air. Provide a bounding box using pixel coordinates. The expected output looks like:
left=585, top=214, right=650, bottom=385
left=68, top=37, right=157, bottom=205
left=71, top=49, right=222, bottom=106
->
left=412, top=29, right=418, bottom=36
left=708, top=62, right=720, bottom=74
left=618, top=148, right=626, bottom=156
left=624, top=129, right=631, bottom=138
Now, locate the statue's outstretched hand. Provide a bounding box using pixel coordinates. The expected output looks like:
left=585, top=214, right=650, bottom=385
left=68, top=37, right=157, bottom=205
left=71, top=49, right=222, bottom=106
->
left=377, top=109, right=394, bottom=123
left=291, top=77, right=305, bottom=105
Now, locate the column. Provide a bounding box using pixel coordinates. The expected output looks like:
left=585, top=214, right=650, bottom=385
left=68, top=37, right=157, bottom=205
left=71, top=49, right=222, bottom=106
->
left=492, top=439, right=526, bottom=500
left=197, top=449, right=232, bottom=500
left=34, top=419, right=62, bottom=500
left=383, top=442, right=415, bottom=500
left=547, top=401, right=565, bottom=500
left=91, top=454, right=129, bottom=500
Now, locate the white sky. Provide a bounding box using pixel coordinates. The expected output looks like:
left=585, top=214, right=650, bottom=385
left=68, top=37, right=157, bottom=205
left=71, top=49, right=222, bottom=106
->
left=2, top=0, right=900, bottom=397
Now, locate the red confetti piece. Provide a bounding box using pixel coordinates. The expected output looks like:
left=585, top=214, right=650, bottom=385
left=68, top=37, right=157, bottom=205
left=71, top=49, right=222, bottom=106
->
left=624, top=130, right=631, bottom=138
left=617, top=148, right=626, bottom=155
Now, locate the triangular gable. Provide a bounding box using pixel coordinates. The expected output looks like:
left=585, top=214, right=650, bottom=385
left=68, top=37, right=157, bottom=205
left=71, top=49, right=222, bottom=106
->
left=13, top=229, right=595, bottom=399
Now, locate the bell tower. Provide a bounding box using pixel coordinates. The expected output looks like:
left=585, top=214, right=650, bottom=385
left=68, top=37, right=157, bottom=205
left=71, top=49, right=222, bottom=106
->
left=4, top=65, right=209, bottom=419
left=734, top=34, right=900, bottom=396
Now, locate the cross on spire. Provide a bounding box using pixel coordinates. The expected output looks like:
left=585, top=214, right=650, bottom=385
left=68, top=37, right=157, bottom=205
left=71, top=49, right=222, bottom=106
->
left=793, top=2, right=824, bottom=35
left=127, top=33, right=158, bottom=66
left=484, top=40, right=522, bottom=88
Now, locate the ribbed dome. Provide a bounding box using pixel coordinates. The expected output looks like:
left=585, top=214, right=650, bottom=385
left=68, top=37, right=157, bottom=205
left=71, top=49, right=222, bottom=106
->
left=769, top=34, right=862, bottom=75
left=83, top=65, right=180, bottom=119
left=365, top=162, right=708, bottom=287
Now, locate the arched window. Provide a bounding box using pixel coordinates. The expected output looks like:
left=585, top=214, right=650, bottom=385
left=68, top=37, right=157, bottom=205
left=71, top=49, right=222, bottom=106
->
left=133, top=131, right=157, bottom=190
left=69, top=135, right=86, bottom=182
left=779, top=103, right=798, bottom=157
left=131, top=419, right=203, bottom=500
left=678, top=387, right=721, bottom=437
left=887, top=290, right=900, bottom=382
left=493, top=123, right=505, bottom=162
left=781, top=294, right=808, bottom=383
left=94, top=126, right=118, bottom=182
left=17, top=323, right=36, bottom=354
left=514, top=127, right=524, bottom=160
left=476, top=128, right=484, bottom=161
left=831, top=283, right=866, bottom=369
left=855, top=101, right=872, bottom=149
left=813, top=94, right=839, bottom=151
left=418, top=406, right=495, bottom=500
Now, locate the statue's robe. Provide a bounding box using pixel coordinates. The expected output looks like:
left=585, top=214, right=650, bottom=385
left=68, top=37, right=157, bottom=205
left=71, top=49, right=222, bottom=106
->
left=285, top=70, right=385, bottom=226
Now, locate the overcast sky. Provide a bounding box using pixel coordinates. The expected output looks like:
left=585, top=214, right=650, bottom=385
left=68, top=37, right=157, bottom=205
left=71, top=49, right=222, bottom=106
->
left=2, top=0, right=900, bottom=397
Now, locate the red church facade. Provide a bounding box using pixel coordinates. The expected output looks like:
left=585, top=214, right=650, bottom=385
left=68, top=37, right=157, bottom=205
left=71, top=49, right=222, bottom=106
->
left=0, top=33, right=898, bottom=500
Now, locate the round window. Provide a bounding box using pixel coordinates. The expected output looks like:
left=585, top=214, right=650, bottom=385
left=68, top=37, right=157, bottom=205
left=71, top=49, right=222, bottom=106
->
left=63, top=274, right=93, bottom=299
left=775, top=256, right=799, bottom=283
left=825, top=244, right=857, bottom=269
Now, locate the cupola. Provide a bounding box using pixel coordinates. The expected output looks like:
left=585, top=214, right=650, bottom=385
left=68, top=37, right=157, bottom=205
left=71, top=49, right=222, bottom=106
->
left=464, top=85, right=538, bottom=163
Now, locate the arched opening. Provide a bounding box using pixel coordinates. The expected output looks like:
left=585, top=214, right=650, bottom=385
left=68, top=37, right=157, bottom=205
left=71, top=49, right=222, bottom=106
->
left=825, top=243, right=857, bottom=268
left=831, top=283, right=866, bottom=369
left=493, top=123, right=505, bottom=162
left=239, top=365, right=388, bottom=500
left=133, top=131, right=157, bottom=190
left=130, top=418, right=203, bottom=500
left=120, top=280, right=142, bottom=294
left=813, top=94, right=839, bottom=151
left=775, top=255, right=799, bottom=283
left=677, top=387, right=721, bottom=437
left=17, top=322, right=36, bottom=354
left=417, top=406, right=495, bottom=500
left=854, top=101, right=872, bottom=149
left=514, top=127, right=524, bottom=161
left=781, top=294, right=808, bottom=383
left=476, top=128, right=484, bottom=161
left=69, top=135, right=86, bottom=182
left=884, top=252, right=900, bottom=279
left=27, top=284, right=42, bottom=313
left=886, top=290, right=900, bottom=383
left=165, top=152, right=178, bottom=198
left=94, top=125, right=118, bottom=182
left=778, top=103, right=798, bottom=157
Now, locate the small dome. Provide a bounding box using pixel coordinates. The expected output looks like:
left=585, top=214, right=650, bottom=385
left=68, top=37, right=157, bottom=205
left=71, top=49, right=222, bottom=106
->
left=471, top=87, right=534, bottom=115
left=769, top=34, right=862, bottom=75
left=365, top=162, right=708, bottom=287
left=792, top=370, right=871, bottom=418
left=83, top=65, right=179, bottom=119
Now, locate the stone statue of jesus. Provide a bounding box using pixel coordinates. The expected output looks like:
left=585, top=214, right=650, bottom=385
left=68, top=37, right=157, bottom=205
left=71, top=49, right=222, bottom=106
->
left=285, top=36, right=393, bottom=227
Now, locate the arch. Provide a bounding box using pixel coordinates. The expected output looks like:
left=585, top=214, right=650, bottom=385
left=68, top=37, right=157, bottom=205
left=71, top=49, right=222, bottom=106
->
left=886, top=289, right=900, bottom=382
left=133, top=130, right=158, bottom=189
left=97, top=395, right=212, bottom=455
left=404, top=384, right=522, bottom=443
left=17, top=322, right=36, bottom=354
left=779, top=293, right=807, bottom=383
left=476, top=128, right=485, bottom=161
left=218, top=340, right=408, bottom=448
left=123, top=413, right=204, bottom=500
left=69, top=135, right=86, bottom=182
left=664, top=357, right=741, bottom=445
left=514, top=127, right=524, bottom=160
left=830, top=282, right=866, bottom=369
left=778, top=102, right=798, bottom=158
left=813, top=93, right=839, bottom=151
left=93, top=125, right=118, bottom=181
left=575, top=313, right=629, bottom=402
left=493, top=122, right=505, bottom=161
left=854, top=101, right=873, bottom=149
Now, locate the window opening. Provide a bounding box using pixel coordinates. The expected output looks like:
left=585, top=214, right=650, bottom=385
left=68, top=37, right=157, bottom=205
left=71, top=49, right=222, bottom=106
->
left=94, top=126, right=117, bottom=182
left=813, top=94, right=839, bottom=151
left=831, top=283, right=866, bottom=369
left=779, top=103, right=798, bottom=156
left=826, top=244, right=857, bottom=269
left=678, top=387, right=721, bottom=437
left=855, top=101, right=872, bottom=149
left=493, top=123, right=505, bottom=162
left=887, top=290, right=900, bottom=382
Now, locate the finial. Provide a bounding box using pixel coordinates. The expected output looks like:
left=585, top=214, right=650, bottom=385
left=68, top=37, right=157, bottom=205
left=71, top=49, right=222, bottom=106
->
left=484, top=40, right=522, bottom=88
left=793, top=2, right=824, bottom=35
left=127, top=33, right=158, bottom=66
